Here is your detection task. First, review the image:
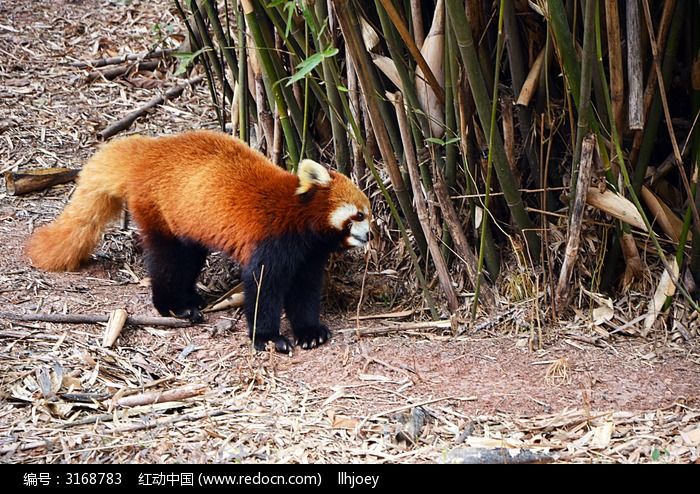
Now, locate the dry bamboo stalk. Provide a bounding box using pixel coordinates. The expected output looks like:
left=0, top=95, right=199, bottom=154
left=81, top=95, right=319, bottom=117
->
left=410, top=0, right=425, bottom=49
left=102, top=308, right=128, bottom=348
left=4, top=168, right=79, bottom=195
left=388, top=91, right=458, bottom=313
left=0, top=312, right=192, bottom=327
left=415, top=0, right=445, bottom=137
left=515, top=48, right=545, bottom=107
left=376, top=0, right=445, bottom=105
left=604, top=0, right=624, bottom=133
left=629, top=0, right=677, bottom=163
left=557, top=135, right=596, bottom=305
left=98, top=75, right=204, bottom=139
left=620, top=231, right=644, bottom=288
left=115, top=384, right=207, bottom=408
left=626, top=0, right=644, bottom=130
left=501, top=96, right=516, bottom=174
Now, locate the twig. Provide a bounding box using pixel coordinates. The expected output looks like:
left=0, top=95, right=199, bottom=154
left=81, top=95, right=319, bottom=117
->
left=342, top=319, right=454, bottom=336
left=111, top=409, right=228, bottom=433
left=69, top=48, right=176, bottom=68
left=0, top=312, right=192, bottom=327
left=98, top=75, right=204, bottom=139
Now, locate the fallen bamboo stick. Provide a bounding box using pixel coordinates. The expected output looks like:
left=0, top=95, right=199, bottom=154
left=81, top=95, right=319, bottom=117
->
left=69, top=48, right=176, bottom=68
left=0, top=312, right=192, bottom=327
left=4, top=168, right=79, bottom=195
left=98, top=75, right=204, bottom=139
left=115, top=383, right=207, bottom=408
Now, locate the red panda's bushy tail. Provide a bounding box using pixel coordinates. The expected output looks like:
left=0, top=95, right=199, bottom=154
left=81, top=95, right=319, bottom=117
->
left=26, top=141, right=134, bottom=271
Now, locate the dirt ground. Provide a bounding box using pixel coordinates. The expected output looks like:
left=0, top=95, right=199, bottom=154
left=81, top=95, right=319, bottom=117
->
left=1, top=0, right=699, bottom=464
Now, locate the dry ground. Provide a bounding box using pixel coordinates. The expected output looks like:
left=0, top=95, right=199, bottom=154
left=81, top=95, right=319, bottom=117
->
left=1, top=0, right=699, bottom=463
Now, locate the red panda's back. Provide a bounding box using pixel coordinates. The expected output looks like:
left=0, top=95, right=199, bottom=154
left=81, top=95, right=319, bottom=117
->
left=124, top=131, right=299, bottom=263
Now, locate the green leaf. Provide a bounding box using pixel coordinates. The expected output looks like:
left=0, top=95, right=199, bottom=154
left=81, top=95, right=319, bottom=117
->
left=336, top=85, right=349, bottom=93
left=286, top=47, right=339, bottom=86
left=172, top=48, right=207, bottom=76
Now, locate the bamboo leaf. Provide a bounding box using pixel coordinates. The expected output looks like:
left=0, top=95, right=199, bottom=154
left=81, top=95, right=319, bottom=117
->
left=286, top=47, right=339, bottom=86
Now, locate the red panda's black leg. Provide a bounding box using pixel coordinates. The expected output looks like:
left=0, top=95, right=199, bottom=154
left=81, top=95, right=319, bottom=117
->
left=284, top=253, right=331, bottom=349
left=242, top=239, right=309, bottom=353
left=143, top=232, right=208, bottom=323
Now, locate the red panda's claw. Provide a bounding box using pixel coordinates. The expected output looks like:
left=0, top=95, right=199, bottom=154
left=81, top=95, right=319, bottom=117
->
left=295, top=325, right=331, bottom=350
left=254, top=335, right=293, bottom=354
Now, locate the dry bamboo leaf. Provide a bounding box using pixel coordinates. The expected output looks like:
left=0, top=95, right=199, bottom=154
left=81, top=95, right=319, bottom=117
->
left=640, top=186, right=687, bottom=243
left=643, top=256, right=679, bottom=334
left=590, top=422, right=614, bottom=449
left=586, top=187, right=647, bottom=231
left=516, top=48, right=545, bottom=107
left=360, top=17, right=380, bottom=52
left=415, top=0, right=444, bottom=136
left=681, top=427, right=700, bottom=446
left=331, top=414, right=361, bottom=430
left=582, top=289, right=614, bottom=326
left=103, top=308, right=128, bottom=348
left=372, top=56, right=401, bottom=89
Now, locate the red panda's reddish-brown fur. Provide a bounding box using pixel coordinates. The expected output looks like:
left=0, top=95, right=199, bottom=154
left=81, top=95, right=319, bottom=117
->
left=26, top=130, right=371, bottom=353
left=26, top=131, right=368, bottom=269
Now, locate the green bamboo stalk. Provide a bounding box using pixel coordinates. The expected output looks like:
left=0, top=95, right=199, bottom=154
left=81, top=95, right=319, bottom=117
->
left=188, top=0, right=234, bottom=104
left=374, top=0, right=432, bottom=189
left=333, top=0, right=429, bottom=262
left=241, top=0, right=299, bottom=164
left=446, top=0, right=540, bottom=260
left=174, top=0, right=223, bottom=128
left=569, top=0, right=596, bottom=196
left=503, top=0, right=550, bottom=208
left=594, top=2, right=700, bottom=313
left=473, top=0, right=506, bottom=316
left=237, top=5, right=249, bottom=143
left=251, top=2, right=307, bottom=146
left=312, top=0, right=351, bottom=174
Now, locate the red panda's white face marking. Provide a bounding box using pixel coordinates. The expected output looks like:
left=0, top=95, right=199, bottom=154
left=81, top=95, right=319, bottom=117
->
left=330, top=202, right=370, bottom=248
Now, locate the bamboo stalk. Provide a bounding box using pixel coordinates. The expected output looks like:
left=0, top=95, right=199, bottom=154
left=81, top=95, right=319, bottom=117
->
left=241, top=0, right=300, bottom=163
left=626, top=0, right=644, bottom=129
left=376, top=0, right=445, bottom=106
left=604, top=0, right=624, bottom=134
left=334, top=1, right=428, bottom=259
left=314, top=0, right=351, bottom=174
left=389, top=91, right=459, bottom=313
left=570, top=0, right=596, bottom=194
left=557, top=135, right=596, bottom=304
left=446, top=0, right=540, bottom=260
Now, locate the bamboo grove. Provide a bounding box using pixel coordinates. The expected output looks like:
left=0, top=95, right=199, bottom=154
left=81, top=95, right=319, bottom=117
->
left=174, top=0, right=700, bottom=323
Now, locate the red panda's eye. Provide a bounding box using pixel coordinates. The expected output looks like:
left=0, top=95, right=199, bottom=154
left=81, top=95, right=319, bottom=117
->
left=356, top=212, right=365, bottom=221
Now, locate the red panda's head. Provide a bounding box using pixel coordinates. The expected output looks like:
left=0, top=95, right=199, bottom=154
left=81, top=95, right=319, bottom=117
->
left=296, top=159, right=371, bottom=249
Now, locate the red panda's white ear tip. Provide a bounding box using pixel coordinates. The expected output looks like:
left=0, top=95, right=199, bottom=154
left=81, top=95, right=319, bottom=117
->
left=295, top=159, right=331, bottom=195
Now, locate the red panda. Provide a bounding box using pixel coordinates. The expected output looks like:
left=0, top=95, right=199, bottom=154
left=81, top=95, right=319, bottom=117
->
left=26, top=130, right=371, bottom=353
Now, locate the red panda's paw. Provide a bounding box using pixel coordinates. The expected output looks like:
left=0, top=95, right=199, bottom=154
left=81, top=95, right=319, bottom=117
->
left=171, top=307, right=204, bottom=324
left=294, top=325, right=331, bottom=350
left=254, top=335, right=293, bottom=354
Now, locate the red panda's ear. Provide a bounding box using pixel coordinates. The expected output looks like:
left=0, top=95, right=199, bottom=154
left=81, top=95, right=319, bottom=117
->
left=295, top=159, right=331, bottom=195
